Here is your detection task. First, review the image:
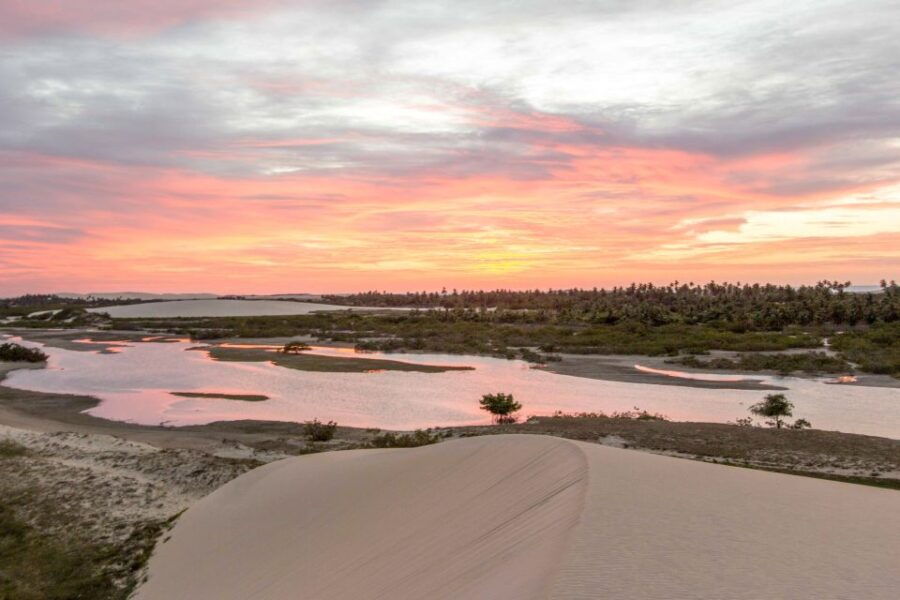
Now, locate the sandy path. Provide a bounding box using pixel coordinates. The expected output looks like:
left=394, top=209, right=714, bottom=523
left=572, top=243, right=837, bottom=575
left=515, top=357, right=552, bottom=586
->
left=135, top=435, right=898, bottom=599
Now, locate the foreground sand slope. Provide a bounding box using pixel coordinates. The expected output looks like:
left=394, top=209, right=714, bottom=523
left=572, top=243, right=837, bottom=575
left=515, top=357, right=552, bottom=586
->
left=136, top=435, right=899, bottom=600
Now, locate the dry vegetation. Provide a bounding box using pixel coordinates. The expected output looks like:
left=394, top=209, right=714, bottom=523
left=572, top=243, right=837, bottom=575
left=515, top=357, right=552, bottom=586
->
left=452, top=415, right=900, bottom=488
left=0, top=427, right=262, bottom=598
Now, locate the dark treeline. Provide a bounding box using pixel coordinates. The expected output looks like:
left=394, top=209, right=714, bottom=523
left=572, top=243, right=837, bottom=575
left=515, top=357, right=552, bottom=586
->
left=324, top=280, right=899, bottom=330
left=0, top=294, right=144, bottom=317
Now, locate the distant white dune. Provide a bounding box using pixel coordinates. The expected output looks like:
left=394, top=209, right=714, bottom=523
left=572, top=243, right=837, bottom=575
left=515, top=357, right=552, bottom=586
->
left=135, top=435, right=898, bottom=600
left=88, top=299, right=379, bottom=318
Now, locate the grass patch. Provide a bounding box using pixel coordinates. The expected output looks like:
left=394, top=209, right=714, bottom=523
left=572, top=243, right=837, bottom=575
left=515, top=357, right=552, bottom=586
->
left=0, top=497, right=124, bottom=600
left=170, top=391, right=269, bottom=402
left=0, top=439, right=27, bottom=458
left=206, top=346, right=472, bottom=373
left=669, top=351, right=853, bottom=375
left=115, top=313, right=825, bottom=358
left=370, top=429, right=443, bottom=448
left=829, top=322, right=900, bottom=379
left=451, top=415, right=900, bottom=489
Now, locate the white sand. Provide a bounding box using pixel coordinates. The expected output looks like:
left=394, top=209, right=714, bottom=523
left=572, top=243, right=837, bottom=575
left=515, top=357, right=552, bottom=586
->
left=88, top=299, right=383, bottom=318
left=135, top=435, right=899, bottom=600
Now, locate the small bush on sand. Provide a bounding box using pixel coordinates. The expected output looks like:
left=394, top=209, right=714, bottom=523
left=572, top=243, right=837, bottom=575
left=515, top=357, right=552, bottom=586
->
left=370, top=430, right=440, bottom=448
left=303, top=419, right=338, bottom=442
left=479, top=393, right=522, bottom=424
left=0, top=439, right=28, bottom=458
left=749, top=394, right=811, bottom=429
left=611, top=407, right=669, bottom=421
left=0, top=342, right=47, bottom=363
left=546, top=408, right=669, bottom=421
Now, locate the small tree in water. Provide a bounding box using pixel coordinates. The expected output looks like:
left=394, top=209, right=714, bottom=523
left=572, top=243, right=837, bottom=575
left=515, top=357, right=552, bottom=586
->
left=479, top=393, right=522, bottom=424
left=749, top=394, right=811, bottom=429
left=749, top=394, right=792, bottom=428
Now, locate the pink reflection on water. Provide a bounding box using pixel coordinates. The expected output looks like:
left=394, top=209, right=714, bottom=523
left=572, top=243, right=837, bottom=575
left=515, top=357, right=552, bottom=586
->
left=6, top=338, right=899, bottom=437
left=72, top=338, right=132, bottom=353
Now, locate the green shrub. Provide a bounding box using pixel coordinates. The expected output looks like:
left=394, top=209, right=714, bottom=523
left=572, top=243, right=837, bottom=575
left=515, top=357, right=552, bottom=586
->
left=0, top=439, right=27, bottom=458
left=370, top=430, right=440, bottom=448
left=0, top=343, right=48, bottom=363
left=479, top=393, right=522, bottom=424
left=303, top=419, right=337, bottom=442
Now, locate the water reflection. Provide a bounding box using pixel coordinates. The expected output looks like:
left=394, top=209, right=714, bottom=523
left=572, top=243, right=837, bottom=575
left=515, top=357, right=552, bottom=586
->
left=3, top=337, right=898, bottom=437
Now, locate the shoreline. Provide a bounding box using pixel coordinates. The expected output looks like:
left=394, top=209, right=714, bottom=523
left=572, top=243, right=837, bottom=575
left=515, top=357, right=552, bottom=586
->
left=2, top=361, right=897, bottom=485
left=2, top=352, right=897, bottom=595
left=9, top=326, right=897, bottom=391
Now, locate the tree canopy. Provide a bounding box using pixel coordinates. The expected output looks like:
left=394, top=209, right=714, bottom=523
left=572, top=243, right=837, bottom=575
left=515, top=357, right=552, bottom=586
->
left=479, top=393, right=522, bottom=424
left=749, top=394, right=807, bottom=429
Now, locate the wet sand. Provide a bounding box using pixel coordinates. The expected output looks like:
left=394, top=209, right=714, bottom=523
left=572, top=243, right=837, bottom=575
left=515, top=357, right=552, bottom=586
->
left=538, top=354, right=788, bottom=390
left=2, top=357, right=898, bottom=486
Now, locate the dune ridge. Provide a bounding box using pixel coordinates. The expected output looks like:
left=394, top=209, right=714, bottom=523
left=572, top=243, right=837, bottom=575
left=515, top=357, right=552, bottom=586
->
left=136, top=435, right=899, bottom=600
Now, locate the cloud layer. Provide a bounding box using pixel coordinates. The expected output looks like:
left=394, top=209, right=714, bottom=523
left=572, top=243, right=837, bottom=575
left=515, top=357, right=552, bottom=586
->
left=1, top=0, right=898, bottom=293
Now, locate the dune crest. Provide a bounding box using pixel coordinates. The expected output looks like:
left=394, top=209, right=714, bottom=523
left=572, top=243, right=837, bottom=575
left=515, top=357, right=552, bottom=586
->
left=136, top=435, right=899, bottom=600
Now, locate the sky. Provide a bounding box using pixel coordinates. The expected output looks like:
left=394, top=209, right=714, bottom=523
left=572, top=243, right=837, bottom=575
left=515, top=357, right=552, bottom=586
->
left=1, top=0, right=898, bottom=295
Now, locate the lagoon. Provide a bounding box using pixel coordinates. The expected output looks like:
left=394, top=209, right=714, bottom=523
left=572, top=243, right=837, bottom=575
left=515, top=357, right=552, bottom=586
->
left=4, top=336, right=899, bottom=437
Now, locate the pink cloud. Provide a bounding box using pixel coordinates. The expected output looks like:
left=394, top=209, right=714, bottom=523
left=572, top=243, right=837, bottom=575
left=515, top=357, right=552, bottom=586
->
left=2, top=138, right=897, bottom=297
left=0, top=0, right=287, bottom=39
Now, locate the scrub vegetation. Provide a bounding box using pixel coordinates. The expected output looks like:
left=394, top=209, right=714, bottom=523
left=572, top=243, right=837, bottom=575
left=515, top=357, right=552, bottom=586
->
left=0, top=343, right=47, bottom=363
left=304, top=419, right=338, bottom=442
left=669, top=351, right=852, bottom=375
left=205, top=346, right=471, bottom=373
left=829, top=322, right=900, bottom=378
left=170, top=392, right=269, bottom=402
left=3, top=282, right=898, bottom=377
left=369, top=429, right=444, bottom=448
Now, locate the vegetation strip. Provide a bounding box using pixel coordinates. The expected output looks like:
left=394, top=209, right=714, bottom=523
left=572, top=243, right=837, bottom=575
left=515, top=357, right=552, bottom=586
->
left=205, top=346, right=472, bottom=373
left=170, top=392, right=269, bottom=402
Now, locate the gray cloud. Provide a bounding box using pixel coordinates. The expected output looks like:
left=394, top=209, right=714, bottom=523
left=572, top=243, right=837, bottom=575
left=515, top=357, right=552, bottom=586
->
left=0, top=0, right=897, bottom=192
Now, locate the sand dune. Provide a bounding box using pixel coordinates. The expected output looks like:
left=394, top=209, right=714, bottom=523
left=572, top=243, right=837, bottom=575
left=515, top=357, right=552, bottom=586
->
left=135, top=435, right=899, bottom=600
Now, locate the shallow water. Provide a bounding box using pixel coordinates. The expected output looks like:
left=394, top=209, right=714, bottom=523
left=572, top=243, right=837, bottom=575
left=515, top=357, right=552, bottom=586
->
left=86, top=299, right=400, bottom=318
left=4, top=337, right=899, bottom=437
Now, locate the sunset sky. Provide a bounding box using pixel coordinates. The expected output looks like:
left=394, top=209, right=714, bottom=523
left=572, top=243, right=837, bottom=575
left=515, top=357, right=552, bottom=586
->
left=1, top=0, right=898, bottom=295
